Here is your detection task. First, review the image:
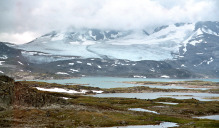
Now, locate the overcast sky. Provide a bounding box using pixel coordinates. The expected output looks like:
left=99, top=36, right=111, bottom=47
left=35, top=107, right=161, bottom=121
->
left=0, top=0, right=218, bottom=44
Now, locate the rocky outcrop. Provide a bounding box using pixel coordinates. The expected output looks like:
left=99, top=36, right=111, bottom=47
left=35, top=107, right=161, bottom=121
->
left=0, top=75, right=66, bottom=108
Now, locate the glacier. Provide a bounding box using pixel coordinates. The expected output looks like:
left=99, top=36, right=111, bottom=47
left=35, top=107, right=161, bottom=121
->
left=17, top=23, right=212, bottom=61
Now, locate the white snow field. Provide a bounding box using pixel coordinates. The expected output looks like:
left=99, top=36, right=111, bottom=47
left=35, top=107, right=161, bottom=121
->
left=18, top=23, right=217, bottom=61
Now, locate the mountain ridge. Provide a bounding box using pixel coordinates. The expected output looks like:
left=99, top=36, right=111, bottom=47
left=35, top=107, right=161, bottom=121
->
left=1, top=21, right=219, bottom=78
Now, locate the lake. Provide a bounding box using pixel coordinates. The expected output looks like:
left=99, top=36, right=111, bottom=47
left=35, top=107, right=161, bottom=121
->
left=93, top=92, right=219, bottom=101
left=193, top=115, right=219, bottom=120
left=105, top=122, right=178, bottom=128
left=33, top=77, right=219, bottom=101
left=35, top=76, right=219, bottom=89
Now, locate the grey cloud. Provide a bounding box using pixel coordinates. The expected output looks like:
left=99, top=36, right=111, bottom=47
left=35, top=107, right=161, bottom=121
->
left=0, top=0, right=219, bottom=44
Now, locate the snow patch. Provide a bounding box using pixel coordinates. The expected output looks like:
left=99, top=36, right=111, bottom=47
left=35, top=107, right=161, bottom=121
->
left=189, top=39, right=203, bottom=46
left=111, top=64, right=117, bottom=67
left=157, top=102, right=178, bottom=105
left=0, top=71, right=4, bottom=74
left=62, top=97, right=69, bottom=100
left=197, top=57, right=214, bottom=66
left=181, top=64, right=186, bottom=67
left=196, top=28, right=203, bottom=35
left=56, top=72, right=69, bottom=75
left=182, top=46, right=187, bottom=54
left=120, top=63, right=130, bottom=66
left=76, top=61, right=82, bottom=63
left=111, top=33, right=119, bottom=38
left=160, top=75, right=170, bottom=78
left=79, top=35, right=86, bottom=41
left=0, top=61, right=5, bottom=65
left=97, top=65, right=101, bottom=68
left=68, top=63, right=74, bottom=65
left=150, top=68, right=155, bottom=72
left=18, top=61, right=24, bottom=65
left=22, top=51, right=38, bottom=56
left=87, top=63, right=92, bottom=66
left=0, top=55, right=8, bottom=59
left=207, top=57, right=214, bottom=64
left=92, top=90, right=104, bottom=94
left=129, top=108, right=159, bottom=114
left=89, top=30, right=97, bottom=40
left=202, top=28, right=218, bottom=36
left=182, top=28, right=201, bottom=54
left=70, top=69, right=79, bottom=72
left=133, top=75, right=147, bottom=78
left=36, top=87, right=87, bottom=94
left=38, top=52, right=50, bottom=56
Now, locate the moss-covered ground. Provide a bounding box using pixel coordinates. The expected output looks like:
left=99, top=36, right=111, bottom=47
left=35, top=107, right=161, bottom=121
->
left=0, top=77, right=219, bottom=127
left=1, top=93, right=219, bottom=127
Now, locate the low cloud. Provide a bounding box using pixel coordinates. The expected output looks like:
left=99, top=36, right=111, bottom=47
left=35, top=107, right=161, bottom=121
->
left=0, top=32, right=40, bottom=44
left=0, top=0, right=218, bottom=44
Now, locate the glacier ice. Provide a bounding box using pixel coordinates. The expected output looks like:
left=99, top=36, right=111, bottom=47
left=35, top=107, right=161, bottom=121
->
left=18, top=23, right=199, bottom=61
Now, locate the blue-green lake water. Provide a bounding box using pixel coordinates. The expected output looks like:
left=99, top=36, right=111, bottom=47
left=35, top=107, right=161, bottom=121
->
left=35, top=77, right=219, bottom=89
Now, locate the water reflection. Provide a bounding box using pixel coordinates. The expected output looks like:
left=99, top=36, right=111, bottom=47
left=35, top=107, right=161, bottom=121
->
left=194, top=115, right=219, bottom=120
left=94, top=92, right=219, bottom=101
left=34, top=77, right=219, bottom=89
left=104, top=122, right=178, bottom=128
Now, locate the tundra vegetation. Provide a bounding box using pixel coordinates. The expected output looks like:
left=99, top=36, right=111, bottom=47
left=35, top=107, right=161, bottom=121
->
left=0, top=75, right=218, bottom=127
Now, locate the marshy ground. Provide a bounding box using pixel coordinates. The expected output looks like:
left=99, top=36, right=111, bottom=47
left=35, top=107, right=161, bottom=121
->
left=0, top=75, right=219, bottom=127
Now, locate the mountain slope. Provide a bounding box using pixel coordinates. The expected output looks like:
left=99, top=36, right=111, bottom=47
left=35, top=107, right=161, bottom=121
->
left=18, top=23, right=195, bottom=61
left=174, top=21, right=219, bottom=77
left=0, top=42, right=28, bottom=74
left=1, top=21, right=219, bottom=78
left=1, top=41, right=194, bottom=79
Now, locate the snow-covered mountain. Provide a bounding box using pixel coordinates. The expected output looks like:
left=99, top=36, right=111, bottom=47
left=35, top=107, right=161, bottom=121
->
left=1, top=21, right=219, bottom=78
left=175, top=21, right=219, bottom=76
left=18, top=29, right=131, bottom=60
left=18, top=22, right=198, bottom=61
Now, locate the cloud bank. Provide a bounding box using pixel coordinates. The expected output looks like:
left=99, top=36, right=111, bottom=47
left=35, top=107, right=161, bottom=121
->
left=0, top=0, right=218, bottom=44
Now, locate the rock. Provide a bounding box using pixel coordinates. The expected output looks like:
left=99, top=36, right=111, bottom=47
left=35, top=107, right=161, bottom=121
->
left=0, top=75, right=67, bottom=108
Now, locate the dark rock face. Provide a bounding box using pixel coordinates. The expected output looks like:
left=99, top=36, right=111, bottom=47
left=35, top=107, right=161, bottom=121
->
left=35, top=58, right=193, bottom=78
left=0, top=42, right=21, bottom=57
left=194, top=21, right=219, bottom=32
left=153, top=25, right=169, bottom=33
left=0, top=42, right=33, bottom=75
left=0, top=75, right=14, bottom=83
left=0, top=76, right=14, bottom=106
left=0, top=75, right=66, bottom=108
left=174, top=21, right=219, bottom=77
